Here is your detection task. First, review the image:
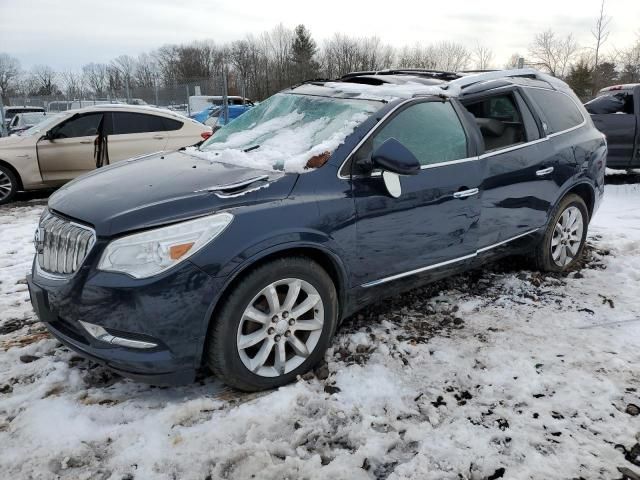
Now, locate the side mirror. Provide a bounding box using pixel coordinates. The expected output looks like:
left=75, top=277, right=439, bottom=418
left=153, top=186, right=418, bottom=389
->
left=42, top=130, right=55, bottom=141
left=371, top=138, right=420, bottom=198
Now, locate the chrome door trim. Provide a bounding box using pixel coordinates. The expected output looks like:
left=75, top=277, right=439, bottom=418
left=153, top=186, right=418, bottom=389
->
left=476, top=228, right=540, bottom=253
left=361, top=253, right=477, bottom=288
left=453, top=188, right=479, bottom=199
left=360, top=228, right=540, bottom=288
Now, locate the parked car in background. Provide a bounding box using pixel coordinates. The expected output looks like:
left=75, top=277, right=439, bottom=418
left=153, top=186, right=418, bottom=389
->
left=0, top=104, right=212, bottom=204
left=188, top=95, right=253, bottom=118
left=3, top=106, right=45, bottom=128
left=8, top=112, right=49, bottom=135
left=204, top=104, right=254, bottom=131
left=585, top=84, right=639, bottom=169
left=26, top=69, right=606, bottom=392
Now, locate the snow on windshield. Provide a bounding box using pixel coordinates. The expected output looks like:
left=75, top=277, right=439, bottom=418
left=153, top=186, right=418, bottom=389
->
left=191, top=93, right=381, bottom=173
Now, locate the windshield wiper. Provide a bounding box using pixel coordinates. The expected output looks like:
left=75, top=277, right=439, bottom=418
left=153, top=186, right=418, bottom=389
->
left=243, top=145, right=260, bottom=153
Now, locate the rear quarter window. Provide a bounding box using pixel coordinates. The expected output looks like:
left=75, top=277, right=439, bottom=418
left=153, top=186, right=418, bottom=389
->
left=525, top=89, right=584, bottom=134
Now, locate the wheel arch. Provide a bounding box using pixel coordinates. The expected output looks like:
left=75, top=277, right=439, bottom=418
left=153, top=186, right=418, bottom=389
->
left=0, top=159, right=24, bottom=190
left=563, top=181, right=596, bottom=221
left=197, top=243, right=349, bottom=366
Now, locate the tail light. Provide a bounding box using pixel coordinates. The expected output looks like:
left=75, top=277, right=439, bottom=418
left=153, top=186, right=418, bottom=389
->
left=201, top=131, right=213, bottom=140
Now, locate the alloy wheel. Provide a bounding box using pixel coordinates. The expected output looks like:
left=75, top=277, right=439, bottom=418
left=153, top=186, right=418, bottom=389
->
left=236, top=278, right=324, bottom=377
left=0, top=170, right=13, bottom=202
left=551, top=206, right=584, bottom=267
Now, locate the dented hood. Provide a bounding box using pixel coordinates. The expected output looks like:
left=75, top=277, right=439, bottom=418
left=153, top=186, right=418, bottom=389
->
left=48, top=150, right=297, bottom=236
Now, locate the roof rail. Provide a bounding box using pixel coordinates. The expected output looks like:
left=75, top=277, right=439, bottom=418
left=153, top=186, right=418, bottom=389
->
left=448, top=68, right=543, bottom=89
left=339, top=69, right=461, bottom=81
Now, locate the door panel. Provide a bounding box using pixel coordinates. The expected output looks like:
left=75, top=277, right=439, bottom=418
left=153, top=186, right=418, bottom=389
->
left=477, top=140, right=562, bottom=247
left=350, top=100, right=481, bottom=287
left=591, top=114, right=636, bottom=168
left=36, top=137, right=97, bottom=181
left=352, top=162, right=482, bottom=287
left=107, top=132, right=167, bottom=162
left=36, top=113, right=103, bottom=181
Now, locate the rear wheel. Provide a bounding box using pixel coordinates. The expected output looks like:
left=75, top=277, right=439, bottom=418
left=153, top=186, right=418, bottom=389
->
left=0, top=165, right=18, bottom=206
left=534, top=194, right=588, bottom=272
left=205, top=256, right=338, bottom=392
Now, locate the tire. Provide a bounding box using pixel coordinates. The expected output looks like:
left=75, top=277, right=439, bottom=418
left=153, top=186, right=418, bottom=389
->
left=205, top=256, right=338, bottom=392
left=533, top=194, right=589, bottom=272
left=0, top=165, right=18, bottom=206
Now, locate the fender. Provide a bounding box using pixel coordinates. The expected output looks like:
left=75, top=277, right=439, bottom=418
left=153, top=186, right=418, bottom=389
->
left=191, top=238, right=350, bottom=367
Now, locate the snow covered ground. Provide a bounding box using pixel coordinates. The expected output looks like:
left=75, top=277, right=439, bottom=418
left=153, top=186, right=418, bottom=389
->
left=0, top=182, right=639, bottom=480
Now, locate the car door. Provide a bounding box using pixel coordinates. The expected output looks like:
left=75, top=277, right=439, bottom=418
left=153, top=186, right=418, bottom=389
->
left=461, top=88, right=565, bottom=248
left=586, top=90, right=637, bottom=168
left=107, top=111, right=169, bottom=163
left=349, top=98, right=482, bottom=288
left=36, top=112, right=103, bottom=182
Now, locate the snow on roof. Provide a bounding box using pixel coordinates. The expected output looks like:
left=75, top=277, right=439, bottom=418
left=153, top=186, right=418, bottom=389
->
left=291, top=81, right=457, bottom=102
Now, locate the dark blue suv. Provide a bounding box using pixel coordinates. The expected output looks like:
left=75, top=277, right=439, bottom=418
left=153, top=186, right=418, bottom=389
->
left=27, top=69, right=607, bottom=391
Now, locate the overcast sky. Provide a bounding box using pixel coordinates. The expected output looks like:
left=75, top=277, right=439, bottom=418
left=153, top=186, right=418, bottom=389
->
left=1, top=0, right=638, bottom=70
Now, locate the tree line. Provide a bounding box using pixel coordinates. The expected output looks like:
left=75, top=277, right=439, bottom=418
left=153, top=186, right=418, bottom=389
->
left=1, top=3, right=639, bottom=105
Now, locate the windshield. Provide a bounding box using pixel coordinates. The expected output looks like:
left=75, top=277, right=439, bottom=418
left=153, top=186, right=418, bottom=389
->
left=20, top=112, right=48, bottom=124
left=196, top=93, right=381, bottom=173
left=21, top=112, right=68, bottom=136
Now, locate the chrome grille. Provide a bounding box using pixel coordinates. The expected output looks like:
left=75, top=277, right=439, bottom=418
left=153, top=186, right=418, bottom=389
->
left=36, top=210, right=96, bottom=275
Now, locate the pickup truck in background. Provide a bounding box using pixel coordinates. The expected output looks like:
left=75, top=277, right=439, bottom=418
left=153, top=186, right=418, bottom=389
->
left=585, top=84, right=639, bottom=169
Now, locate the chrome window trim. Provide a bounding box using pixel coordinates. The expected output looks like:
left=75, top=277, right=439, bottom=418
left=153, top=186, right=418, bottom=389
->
left=360, top=228, right=539, bottom=288
left=520, top=85, right=587, bottom=137
left=478, top=137, right=549, bottom=159
left=339, top=85, right=587, bottom=180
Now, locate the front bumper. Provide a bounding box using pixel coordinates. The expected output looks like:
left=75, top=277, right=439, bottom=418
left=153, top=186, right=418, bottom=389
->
left=27, top=259, right=223, bottom=385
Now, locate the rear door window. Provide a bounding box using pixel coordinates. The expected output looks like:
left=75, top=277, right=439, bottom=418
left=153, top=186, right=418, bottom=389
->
left=162, top=117, right=183, bottom=131
left=463, top=93, right=527, bottom=152
left=111, top=112, right=167, bottom=135
left=525, top=89, right=584, bottom=134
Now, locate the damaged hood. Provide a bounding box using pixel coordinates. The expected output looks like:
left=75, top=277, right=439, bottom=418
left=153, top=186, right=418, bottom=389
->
left=48, top=150, right=297, bottom=236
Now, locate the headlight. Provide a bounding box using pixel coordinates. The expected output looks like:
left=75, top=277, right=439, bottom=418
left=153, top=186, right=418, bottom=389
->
left=98, top=212, right=233, bottom=278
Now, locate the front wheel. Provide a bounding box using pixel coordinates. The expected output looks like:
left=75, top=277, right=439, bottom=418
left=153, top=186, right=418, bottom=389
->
left=205, top=256, right=338, bottom=391
left=534, top=194, right=589, bottom=272
left=0, top=165, right=18, bottom=206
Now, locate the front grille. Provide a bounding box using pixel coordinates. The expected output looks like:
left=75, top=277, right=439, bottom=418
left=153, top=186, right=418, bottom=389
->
left=36, top=209, right=96, bottom=275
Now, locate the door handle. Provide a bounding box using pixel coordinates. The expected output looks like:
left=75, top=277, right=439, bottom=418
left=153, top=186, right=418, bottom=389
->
left=153, top=135, right=165, bottom=140
left=79, top=140, right=92, bottom=144
left=536, top=166, right=554, bottom=177
left=453, top=188, right=479, bottom=199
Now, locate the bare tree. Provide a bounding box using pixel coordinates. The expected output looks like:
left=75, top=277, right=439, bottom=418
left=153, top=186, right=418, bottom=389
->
left=112, top=55, right=137, bottom=98
left=528, top=30, right=579, bottom=77
left=0, top=53, right=21, bottom=101
left=591, top=0, right=612, bottom=93
left=82, top=63, right=109, bottom=97
left=473, top=44, right=494, bottom=70
left=59, top=71, right=84, bottom=99
left=135, top=53, right=159, bottom=89
left=30, top=65, right=58, bottom=96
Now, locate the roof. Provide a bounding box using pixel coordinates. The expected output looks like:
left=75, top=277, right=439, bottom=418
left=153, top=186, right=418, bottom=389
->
left=599, top=84, right=639, bottom=92
left=288, top=68, right=566, bottom=102
left=58, top=103, right=192, bottom=121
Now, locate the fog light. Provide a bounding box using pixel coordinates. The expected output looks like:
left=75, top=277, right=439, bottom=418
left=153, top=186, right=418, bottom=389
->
left=79, top=320, right=157, bottom=349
